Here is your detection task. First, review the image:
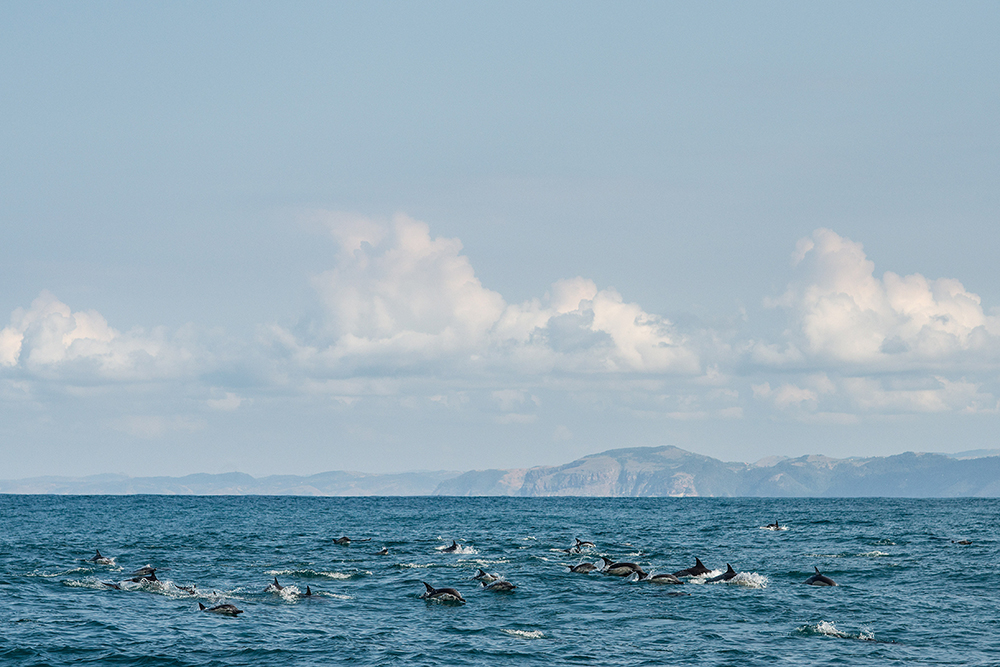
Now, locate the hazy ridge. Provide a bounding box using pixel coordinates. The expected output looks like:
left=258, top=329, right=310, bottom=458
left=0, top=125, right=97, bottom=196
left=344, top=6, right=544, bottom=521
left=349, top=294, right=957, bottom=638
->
left=3, top=446, right=999, bottom=496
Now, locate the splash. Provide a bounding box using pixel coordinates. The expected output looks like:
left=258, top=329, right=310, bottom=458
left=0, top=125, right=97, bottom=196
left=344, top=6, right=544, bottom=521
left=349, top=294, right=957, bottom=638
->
left=729, top=572, right=768, bottom=588
left=502, top=629, right=544, bottom=639
left=798, top=621, right=886, bottom=642
left=266, top=568, right=370, bottom=579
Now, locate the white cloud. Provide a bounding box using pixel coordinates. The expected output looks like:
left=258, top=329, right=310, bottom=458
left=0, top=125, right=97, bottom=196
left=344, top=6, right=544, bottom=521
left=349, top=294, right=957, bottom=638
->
left=769, top=229, right=1000, bottom=368
left=273, top=213, right=702, bottom=378
left=0, top=291, right=205, bottom=381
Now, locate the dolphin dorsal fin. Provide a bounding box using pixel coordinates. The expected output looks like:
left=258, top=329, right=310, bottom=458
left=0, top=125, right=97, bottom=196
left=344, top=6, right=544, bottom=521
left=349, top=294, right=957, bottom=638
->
left=695, top=558, right=705, bottom=567
left=199, top=603, right=206, bottom=610
left=306, top=586, right=312, bottom=596
left=422, top=581, right=436, bottom=593
left=452, top=540, right=458, bottom=547
left=727, top=564, right=735, bottom=574
left=814, top=566, right=821, bottom=574
left=95, top=549, right=102, bottom=557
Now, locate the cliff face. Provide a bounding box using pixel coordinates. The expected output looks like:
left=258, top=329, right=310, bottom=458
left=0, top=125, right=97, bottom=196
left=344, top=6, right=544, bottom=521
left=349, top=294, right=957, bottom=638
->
left=433, top=446, right=1000, bottom=497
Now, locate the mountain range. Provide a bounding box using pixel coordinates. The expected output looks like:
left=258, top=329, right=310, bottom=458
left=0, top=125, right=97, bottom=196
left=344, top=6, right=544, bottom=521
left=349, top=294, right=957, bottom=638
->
left=3, top=446, right=1000, bottom=497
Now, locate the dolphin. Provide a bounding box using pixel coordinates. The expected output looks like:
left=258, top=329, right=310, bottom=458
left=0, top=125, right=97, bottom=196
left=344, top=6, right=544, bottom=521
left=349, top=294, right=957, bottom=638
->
left=102, top=581, right=122, bottom=590
left=600, top=558, right=646, bottom=578
left=128, top=566, right=159, bottom=583
left=803, top=567, right=837, bottom=586
left=300, top=586, right=313, bottom=597
left=481, top=580, right=516, bottom=592
left=176, top=584, right=197, bottom=595
left=377, top=547, right=389, bottom=555
left=644, top=572, right=683, bottom=584
left=265, top=577, right=284, bottom=592
left=334, top=536, right=372, bottom=544
left=199, top=602, right=243, bottom=616
left=672, top=558, right=711, bottom=578
left=705, top=564, right=737, bottom=583
left=952, top=540, right=972, bottom=545
left=420, top=582, right=465, bottom=603
left=88, top=549, right=112, bottom=565
left=442, top=541, right=460, bottom=552
left=474, top=568, right=499, bottom=582
left=575, top=538, right=596, bottom=549
left=569, top=562, right=598, bottom=573
left=767, top=520, right=781, bottom=530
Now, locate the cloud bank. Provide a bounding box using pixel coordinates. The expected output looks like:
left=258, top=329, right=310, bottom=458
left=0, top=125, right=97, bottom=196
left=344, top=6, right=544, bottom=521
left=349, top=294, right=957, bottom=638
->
left=3, top=218, right=998, bottom=458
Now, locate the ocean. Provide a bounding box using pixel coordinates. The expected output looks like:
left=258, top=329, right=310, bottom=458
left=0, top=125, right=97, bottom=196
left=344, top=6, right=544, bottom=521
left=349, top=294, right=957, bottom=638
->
left=1, top=496, right=995, bottom=665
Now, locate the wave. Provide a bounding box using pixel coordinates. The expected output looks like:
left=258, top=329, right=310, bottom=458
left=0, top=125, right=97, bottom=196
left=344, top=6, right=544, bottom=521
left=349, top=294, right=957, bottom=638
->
left=265, top=568, right=371, bottom=580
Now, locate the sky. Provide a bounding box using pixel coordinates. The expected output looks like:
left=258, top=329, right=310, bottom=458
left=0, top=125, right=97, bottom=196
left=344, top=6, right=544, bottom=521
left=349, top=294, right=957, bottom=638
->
left=2, top=1, right=999, bottom=478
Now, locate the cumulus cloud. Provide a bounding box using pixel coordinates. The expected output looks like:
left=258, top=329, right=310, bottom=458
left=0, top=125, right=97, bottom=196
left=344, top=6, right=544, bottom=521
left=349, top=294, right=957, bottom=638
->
left=764, top=228, right=1000, bottom=368
left=0, top=291, right=204, bottom=382
left=272, top=213, right=702, bottom=377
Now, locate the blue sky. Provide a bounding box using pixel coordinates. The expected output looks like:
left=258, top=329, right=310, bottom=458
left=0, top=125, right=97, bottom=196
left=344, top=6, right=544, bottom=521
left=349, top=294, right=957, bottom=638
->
left=2, top=2, right=999, bottom=477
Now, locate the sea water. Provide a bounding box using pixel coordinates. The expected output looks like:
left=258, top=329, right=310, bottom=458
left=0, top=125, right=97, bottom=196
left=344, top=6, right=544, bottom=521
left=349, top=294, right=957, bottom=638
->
left=1, top=496, right=996, bottom=665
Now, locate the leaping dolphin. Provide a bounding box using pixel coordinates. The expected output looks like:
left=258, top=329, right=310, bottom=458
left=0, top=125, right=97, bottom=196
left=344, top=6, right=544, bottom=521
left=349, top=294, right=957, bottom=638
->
left=265, top=577, right=284, bottom=592
left=474, top=568, right=499, bottom=582
left=481, top=580, right=516, bottom=592
left=569, top=562, right=598, bottom=573
left=803, top=567, right=837, bottom=586
left=600, top=557, right=647, bottom=578
left=128, top=566, right=158, bottom=583
left=199, top=602, right=243, bottom=616
left=672, top=558, right=711, bottom=578
left=442, top=541, right=460, bottom=552
left=705, top=564, right=737, bottom=583
left=644, top=572, right=683, bottom=584
left=420, top=582, right=465, bottom=603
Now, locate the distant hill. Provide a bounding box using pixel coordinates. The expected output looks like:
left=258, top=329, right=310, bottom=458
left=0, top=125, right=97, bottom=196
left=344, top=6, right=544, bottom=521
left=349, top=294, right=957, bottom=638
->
left=433, top=446, right=1000, bottom=497
left=0, top=470, right=460, bottom=496
left=4, top=446, right=1000, bottom=496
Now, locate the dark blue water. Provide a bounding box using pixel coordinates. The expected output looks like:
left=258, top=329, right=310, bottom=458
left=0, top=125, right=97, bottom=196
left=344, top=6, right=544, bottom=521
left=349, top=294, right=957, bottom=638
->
left=1, top=496, right=996, bottom=665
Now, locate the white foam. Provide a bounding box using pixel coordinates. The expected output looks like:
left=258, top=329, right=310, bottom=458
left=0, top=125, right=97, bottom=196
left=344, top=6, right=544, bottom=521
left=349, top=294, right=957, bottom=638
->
left=502, top=629, right=544, bottom=639
left=436, top=545, right=478, bottom=555
left=814, top=621, right=846, bottom=638
left=729, top=572, right=768, bottom=588
left=858, top=551, right=889, bottom=557
left=398, top=563, right=433, bottom=569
